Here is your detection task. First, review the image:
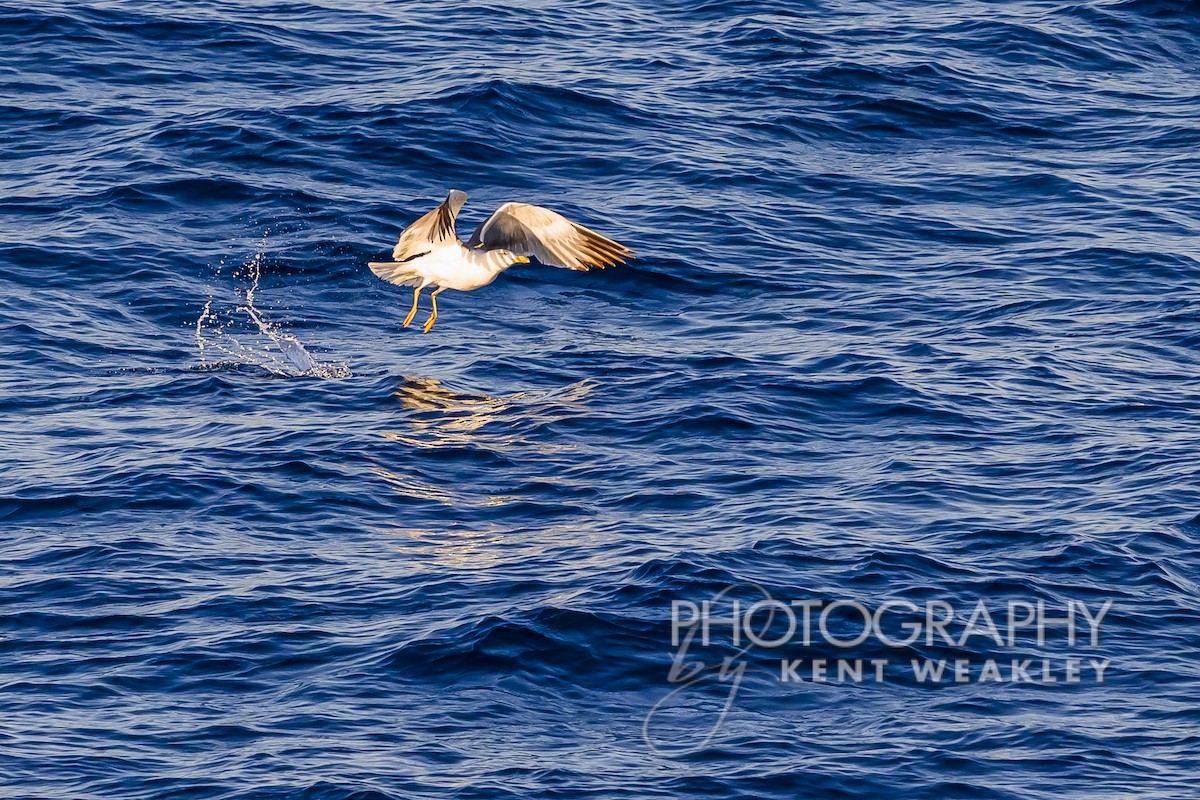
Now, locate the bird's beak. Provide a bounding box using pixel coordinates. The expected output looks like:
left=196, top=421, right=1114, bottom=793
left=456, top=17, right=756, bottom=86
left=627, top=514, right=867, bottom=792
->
left=515, top=256, right=530, bottom=264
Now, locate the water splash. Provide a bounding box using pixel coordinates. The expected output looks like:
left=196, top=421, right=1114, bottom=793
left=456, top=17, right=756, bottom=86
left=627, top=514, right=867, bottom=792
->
left=196, top=234, right=351, bottom=379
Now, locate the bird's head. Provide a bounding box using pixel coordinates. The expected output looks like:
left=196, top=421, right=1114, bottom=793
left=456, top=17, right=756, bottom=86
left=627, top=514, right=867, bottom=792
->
left=491, top=249, right=530, bottom=266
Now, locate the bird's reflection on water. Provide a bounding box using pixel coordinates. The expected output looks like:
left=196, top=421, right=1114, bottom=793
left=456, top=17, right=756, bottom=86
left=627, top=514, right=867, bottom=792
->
left=371, top=375, right=597, bottom=511
left=370, top=376, right=610, bottom=569
left=391, top=376, right=507, bottom=434
left=384, top=375, right=595, bottom=443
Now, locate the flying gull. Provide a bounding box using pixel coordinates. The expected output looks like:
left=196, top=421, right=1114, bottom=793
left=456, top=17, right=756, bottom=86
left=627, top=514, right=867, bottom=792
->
left=369, top=190, right=633, bottom=333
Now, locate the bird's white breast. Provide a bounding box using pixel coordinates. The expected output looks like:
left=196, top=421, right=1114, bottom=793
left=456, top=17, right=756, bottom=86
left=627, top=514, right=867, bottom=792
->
left=418, top=244, right=505, bottom=291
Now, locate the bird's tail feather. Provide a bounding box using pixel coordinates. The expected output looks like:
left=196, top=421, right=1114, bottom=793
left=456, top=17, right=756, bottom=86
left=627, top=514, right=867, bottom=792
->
left=369, top=261, right=423, bottom=287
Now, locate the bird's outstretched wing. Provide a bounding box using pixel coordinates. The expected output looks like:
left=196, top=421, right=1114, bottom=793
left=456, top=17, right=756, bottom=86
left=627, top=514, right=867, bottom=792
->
left=392, top=189, right=467, bottom=261
left=466, top=202, right=633, bottom=271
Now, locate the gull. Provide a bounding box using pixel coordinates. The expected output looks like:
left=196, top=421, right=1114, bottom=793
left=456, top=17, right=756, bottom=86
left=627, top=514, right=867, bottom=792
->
left=369, top=190, right=633, bottom=333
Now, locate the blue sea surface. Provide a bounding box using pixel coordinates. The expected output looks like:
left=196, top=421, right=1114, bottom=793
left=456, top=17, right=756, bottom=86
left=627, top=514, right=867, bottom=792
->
left=4, top=0, right=1200, bottom=797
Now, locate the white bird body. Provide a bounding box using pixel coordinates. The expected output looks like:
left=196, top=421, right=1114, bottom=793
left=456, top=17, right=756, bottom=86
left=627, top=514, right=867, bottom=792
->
left=386, top=241, right=509, bottom=292
left=369, top=190, right=633, bottom=333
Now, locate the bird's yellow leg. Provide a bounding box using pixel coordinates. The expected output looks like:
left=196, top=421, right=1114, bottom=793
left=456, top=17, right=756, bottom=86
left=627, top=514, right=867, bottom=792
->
left=402, top=286, right=422, bottom=328
left=423, top=288, right=443, bottom=334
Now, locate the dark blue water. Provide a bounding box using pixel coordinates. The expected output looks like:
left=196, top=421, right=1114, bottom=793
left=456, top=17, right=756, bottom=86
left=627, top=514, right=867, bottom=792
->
left=5, top=0, right=1200, bottom=797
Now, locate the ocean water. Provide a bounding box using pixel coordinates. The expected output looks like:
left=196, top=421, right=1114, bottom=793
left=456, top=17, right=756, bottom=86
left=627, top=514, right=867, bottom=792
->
left=4, top=0, right=1200, bottom=797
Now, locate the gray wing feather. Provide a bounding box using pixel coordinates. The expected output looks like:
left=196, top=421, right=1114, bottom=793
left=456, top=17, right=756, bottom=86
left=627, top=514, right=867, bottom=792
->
left=466, top=202, right=633, bottom=271
left=392, top=189, right=467, bottom=260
